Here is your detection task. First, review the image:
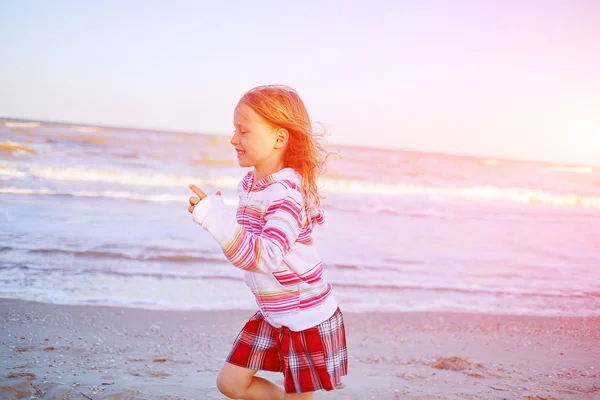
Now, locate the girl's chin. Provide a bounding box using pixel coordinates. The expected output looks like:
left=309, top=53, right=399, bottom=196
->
left=237, top=158, right=251, bottom=167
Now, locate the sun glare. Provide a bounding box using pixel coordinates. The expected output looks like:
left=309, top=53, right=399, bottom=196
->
left=559, top=112, right=600, bottom=165
left=572, top=114, right=600, bottom=144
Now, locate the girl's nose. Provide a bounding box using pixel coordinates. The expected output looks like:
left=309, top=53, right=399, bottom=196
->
left=230, top=132, right=240, bottom=145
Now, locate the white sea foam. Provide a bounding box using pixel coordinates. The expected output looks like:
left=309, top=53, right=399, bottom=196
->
left=72, top=126, right=101, bottom=133
left=0, top=165, right=27, bottom=178
left=550, top=165, right=594, bottom=174
left=3, top=121, right=41, bottom=128
left=0, top=187, right=240, bottom=207
left=3, top=164, right=600, bottom=208
left=320, top=179, right=600, bottom=208
left=22, top=165, right=240, bottom=188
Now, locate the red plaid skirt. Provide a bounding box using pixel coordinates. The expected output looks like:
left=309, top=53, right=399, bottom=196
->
left=226, top=307, right=348, bottom=394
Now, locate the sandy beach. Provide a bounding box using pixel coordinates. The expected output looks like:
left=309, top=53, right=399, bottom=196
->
left=1, top=299, right=598, bottom=399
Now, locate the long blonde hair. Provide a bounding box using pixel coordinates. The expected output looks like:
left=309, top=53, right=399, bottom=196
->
left=237, top=85, right=329, bottom=208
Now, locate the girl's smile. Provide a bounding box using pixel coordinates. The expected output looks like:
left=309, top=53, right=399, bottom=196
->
left=235, top=148, right=246, bottom=158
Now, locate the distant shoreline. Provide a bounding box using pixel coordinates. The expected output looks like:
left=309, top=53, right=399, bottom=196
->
left=2, top=116, right=596, bottom=168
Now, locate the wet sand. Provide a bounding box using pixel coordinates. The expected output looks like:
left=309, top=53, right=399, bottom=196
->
left=1, top=299, right=599, bottom=399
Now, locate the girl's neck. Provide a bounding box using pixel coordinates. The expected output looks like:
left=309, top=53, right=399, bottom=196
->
left=253, top=161, right=285, bottom=186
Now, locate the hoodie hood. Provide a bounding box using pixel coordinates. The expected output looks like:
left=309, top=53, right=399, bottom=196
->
left=240, top=168, right=324, bottom=227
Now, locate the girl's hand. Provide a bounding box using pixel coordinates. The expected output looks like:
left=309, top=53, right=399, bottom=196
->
left=188, top=184, right=220, bottom=213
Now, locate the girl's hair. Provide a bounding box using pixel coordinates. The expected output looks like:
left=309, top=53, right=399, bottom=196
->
left=237, top=85, right=329, bottom=208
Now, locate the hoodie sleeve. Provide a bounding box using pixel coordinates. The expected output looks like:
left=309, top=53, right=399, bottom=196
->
left=192, top=185, right=304, bottom=273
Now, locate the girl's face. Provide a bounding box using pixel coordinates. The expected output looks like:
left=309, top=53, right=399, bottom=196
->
left=231, top=103, right=281, bottom=171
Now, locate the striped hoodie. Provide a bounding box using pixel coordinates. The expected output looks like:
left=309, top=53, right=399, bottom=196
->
left=192, top=168, right=338, bottom=331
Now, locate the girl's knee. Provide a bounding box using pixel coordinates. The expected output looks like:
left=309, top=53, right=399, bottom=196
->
left=284, top=392, right=313, bottom=400
left=216, top=363, right=255, bottom=399
left=216, top=371, right=244, bottom=399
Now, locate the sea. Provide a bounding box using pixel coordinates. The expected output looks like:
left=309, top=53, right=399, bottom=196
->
left=1, top=119, right=599, bottom=317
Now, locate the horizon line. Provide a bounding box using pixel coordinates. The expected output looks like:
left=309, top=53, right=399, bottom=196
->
left=1, top=115, right=596, bottom=169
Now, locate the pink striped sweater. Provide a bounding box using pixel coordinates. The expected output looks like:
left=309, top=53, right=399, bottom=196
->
left=192, top=168, right=338, bottom=331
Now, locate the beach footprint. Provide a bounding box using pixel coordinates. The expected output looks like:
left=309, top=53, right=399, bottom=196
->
left=426, top=356, right=498, bottom=378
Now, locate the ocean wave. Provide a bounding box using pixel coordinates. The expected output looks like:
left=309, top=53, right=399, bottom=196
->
left=2, top=184, right=600, bottom=214
left=26, top=247, right=229, bottom=264
left=332, top=281, right=594, bottom=299
left=326, top=202, right=468, bottom=220
left=6, top=245, right=597, bottom=299
left=56, top=134, right=106, bottom=144
left=2, top=121, right=41, bottom=128
left=0, top=142, right=36, bottom=155
left=2, top=260, right=594, bottom=299
left=326, top=201, right=600, bottom=222
left=3, top=164, right=600, bottom=208
left=550, top=165, right=596, bottom=174
left=0, top=186, right=241, bottom=207
left=1, top=290, right=596, bottom=316
left=0, top=165, right=27, bottom=178
left=0, top=263, right=243, bottom=282
left=3, top=262, right=596, bottom=308
left=321, top=179, right=600, bottom=208
left=0, top=187, right=184, bottom=202
left=2, top=165, right=240, bottom=188
left=72, top=126, right=102, bottom=133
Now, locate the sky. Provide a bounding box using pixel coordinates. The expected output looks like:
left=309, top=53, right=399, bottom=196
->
left=1, top=0, right=599, bottom=165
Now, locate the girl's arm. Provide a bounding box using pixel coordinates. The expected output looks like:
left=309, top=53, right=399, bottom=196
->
left=192, top=184, right=303, bottom=274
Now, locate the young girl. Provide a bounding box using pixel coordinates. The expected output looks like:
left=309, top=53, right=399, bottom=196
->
left=187, top=85, right=347, bottom=399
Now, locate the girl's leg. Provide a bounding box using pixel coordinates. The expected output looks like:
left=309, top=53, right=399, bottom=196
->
left=217, top=362, right=284, bottom=400
left=284, top=392, right=313, bottom=400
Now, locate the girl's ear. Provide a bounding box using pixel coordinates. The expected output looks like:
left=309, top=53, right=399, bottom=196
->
left=274, top=128, right=289, bottom=149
